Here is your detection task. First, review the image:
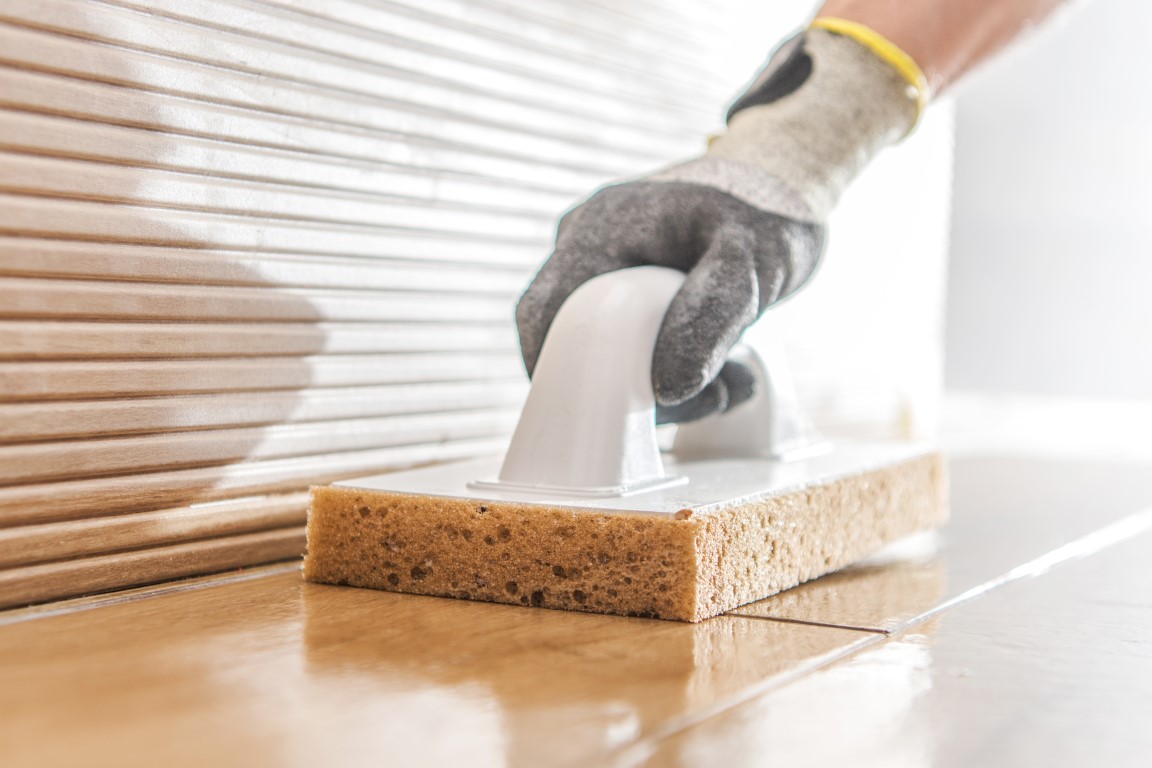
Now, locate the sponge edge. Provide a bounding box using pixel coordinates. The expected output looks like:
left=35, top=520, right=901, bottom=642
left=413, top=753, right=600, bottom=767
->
left=305, top=452, right=947, bottom=622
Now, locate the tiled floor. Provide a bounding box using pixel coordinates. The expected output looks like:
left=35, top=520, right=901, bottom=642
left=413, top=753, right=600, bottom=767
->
left=1, top=456, right=1150, bottom=767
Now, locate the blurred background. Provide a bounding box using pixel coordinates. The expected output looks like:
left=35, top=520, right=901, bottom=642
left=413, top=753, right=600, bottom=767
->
left=947, top=0, right=1152, bottom=402
left=732, top=0, right=1152, bottom=456
left=940, top=0, right=1152, bottom=462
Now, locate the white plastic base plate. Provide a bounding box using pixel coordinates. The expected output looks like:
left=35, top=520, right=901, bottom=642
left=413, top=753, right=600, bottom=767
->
left=467, top=474, right=688, bottom=499
left=335, top=440, right=934, bottom=518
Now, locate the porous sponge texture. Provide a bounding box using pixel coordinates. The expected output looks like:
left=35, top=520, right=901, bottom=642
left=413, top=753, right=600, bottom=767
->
left=305, top=452, right=946, bottom=622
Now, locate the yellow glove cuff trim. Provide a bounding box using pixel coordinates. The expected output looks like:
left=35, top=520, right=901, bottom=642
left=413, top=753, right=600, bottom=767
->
left=810, top=16, right=929, bottom=132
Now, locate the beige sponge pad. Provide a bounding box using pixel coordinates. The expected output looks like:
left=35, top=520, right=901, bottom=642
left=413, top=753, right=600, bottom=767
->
left=305, top=452, right=947, bottom=622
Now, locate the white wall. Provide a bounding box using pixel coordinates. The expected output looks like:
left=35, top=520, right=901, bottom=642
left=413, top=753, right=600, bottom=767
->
left=945, top=0, right=1152, bottom=400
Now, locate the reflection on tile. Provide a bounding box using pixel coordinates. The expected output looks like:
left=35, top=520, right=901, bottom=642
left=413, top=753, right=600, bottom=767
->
left=736, top=457, right=1152, bottom=631
left=299, top=583, right=870, bottom=767
left=643, top=525, right=1152, bottom=767
left=0, top=572, right=869, bottom=768
left=730, top=556, right=946, bottom=632
left=635, top=633, right=936, bottom=768
left=4, top=457, right=1148, bottom=767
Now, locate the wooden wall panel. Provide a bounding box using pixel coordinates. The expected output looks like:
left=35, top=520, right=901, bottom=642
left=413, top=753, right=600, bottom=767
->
left=0, top=0, right=730, bottom=607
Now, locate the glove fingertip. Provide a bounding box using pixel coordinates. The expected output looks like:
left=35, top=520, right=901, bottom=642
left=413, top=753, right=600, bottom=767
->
left=718, top=360, right=757, bottom=411
left=653, top=360, right=708, bottom=408
left=655, top=377, right=728, bottom=425
left=514, top=285, right=548, bottom=376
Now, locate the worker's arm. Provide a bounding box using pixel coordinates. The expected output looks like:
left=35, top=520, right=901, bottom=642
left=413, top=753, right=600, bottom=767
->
left=517, top=1, right=1064, bottom=424
left=820, top=0, right=1065, bottom=91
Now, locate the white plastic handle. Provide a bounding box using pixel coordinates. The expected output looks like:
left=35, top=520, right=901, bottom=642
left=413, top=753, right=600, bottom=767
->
left=473, top=265, right=827, bottom=498
left=478, top=266, right=687, bottom=496
left=672, top=341, right=827, bottom=461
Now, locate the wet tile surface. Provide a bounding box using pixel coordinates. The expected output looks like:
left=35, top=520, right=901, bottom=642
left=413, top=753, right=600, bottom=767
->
left=735, top=456, right=1152, bottom=631
left=643, top=519, right=1152, bottom=767
left=2, top=456, right=1150, bottom=767
left=0, top=571, right=867, bottom=768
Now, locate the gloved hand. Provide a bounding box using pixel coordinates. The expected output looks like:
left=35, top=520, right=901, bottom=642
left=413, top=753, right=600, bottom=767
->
left=517, top=20, right=926, bottom=423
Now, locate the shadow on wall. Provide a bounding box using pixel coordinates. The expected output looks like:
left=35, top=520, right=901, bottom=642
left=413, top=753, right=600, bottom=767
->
left=0, top=4, right=331, bottom=587
left=0, top=0, right=531, bottom=557
left=0, top=0, right=544, bottom=611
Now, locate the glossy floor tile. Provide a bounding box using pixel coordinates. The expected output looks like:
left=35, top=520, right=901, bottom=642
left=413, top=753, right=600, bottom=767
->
left=642, top=517, right=1152, bottom=767
left=0, top=570, right=868, bottom=768
left=736, top=456, right=1152, bottom=631
left=2, top=455, right=1150, bottom=767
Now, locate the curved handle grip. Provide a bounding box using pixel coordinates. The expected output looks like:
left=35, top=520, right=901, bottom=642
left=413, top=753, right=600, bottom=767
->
left=492, top=266, right=686, bottom=496
left=672, top=341, right=827, bottom=461
left=482, top=266, right=826, bottom=498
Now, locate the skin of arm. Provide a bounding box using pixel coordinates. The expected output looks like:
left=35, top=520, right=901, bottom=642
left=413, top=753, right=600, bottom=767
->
left=817, top=0, right=1067, bottom=92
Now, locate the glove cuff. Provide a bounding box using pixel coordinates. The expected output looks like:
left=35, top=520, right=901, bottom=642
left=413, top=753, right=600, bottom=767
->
left=707, top=25, right=923, bottom=217
left=809, top=17, right=930, bottom=132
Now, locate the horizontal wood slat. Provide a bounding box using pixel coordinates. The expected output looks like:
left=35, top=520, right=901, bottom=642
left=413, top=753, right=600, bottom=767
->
left=0, top=381, right=529, bottom=441
left=0, top=527, right=305, bottom=609
left=0, top=109, right=583, bottom=210
left=4, top=0, right=708, bottom=143
left=0, top=194, right=549, bottom=265
left=0, top=409, right=519, bottom=485
left=0, top=0, right=734, bottom=608
left=493, top=0, right=729, bottom=43
left=0, top=152, right=556, bottom=239
left=0, top=354, right=525, bottom=400
left=262, top=0, right=725, bottom=88
left=0, top=436, right=509, bottom=526
left=0, top=493, right=307, bottom=569
left=0, top=68, right=614, bottom=188
left=0, top=320, right=516, bottom=360
left=0, top=20, right=678, bottom=173
left=0, top=277, right=516, bottom=323
left=0, top=237, right=534, bottom=291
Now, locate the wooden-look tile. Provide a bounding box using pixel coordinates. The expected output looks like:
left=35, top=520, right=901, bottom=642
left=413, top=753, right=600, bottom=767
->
left=642, top=520, right=1152, bottom=767
left=0, top=571, right=867, bottom=768
left=736, top=456, right=1152, bottom=631
left=730, top=549, right=946, bottom=632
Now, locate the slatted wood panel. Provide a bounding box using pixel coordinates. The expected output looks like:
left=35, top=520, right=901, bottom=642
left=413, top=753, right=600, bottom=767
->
left=0, top=0, right=734, bottom=608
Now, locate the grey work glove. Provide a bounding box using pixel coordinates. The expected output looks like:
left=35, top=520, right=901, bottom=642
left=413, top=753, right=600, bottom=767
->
left=517, top=25, right=923, bottom=423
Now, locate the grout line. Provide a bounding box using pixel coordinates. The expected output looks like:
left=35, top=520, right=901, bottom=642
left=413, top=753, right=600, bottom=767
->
left=0, top=561, right=300, bottom=627
left=902, top=505, right=1152, bottom=630
left=615, top=504, right=1152, bottom=766
left=612, top=632, right=889, bottom=767
left=724, top=611, right=889, bottom=635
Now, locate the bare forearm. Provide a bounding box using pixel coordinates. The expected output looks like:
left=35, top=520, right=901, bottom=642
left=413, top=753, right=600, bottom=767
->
left=817, top=0, right=1065, bottom=92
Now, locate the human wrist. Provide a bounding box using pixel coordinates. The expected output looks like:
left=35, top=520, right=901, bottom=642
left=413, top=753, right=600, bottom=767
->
left=817, top=0, right=1067, bottom=92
